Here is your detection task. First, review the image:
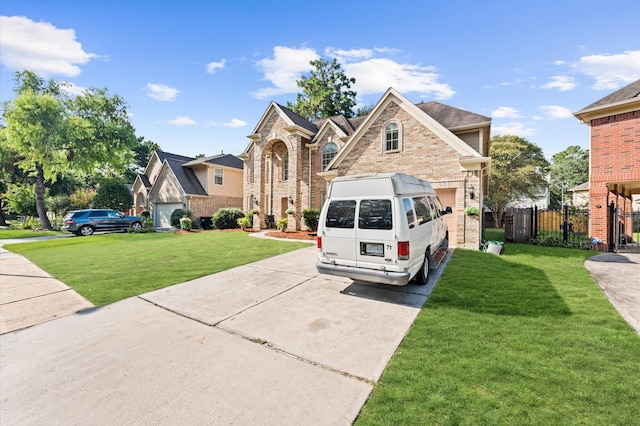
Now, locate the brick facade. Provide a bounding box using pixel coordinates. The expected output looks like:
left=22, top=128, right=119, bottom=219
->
left=589, top=111, right=640, bottom=247
left=242, top=90, right=490, bottom=248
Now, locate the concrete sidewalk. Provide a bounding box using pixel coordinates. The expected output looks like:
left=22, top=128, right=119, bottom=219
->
left=1, top=238, right=93, bottom=334
left=0, top=242, right=451, bottom=425
left=584, top=251, right=640, bottom=334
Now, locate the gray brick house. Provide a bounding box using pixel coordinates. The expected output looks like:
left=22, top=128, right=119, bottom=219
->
left=240, top=88, right=491, bottom=248
left=132, top=150, right=243, bottom=228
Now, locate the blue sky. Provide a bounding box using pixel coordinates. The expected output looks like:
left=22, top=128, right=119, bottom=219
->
left=1, top=0, right=639, bottom=160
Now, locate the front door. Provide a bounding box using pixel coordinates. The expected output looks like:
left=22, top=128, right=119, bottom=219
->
left=281, top=197, right=288, bottom=219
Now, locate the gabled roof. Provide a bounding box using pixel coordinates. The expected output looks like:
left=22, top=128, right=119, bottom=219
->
left=138, top=173, right=151, bottom=188
left=155, top=150, right=195, bottom=163
left=574, top=79, right=640, bottom=122
left=276, top=103, right=319, bottom=134
left=182, top=153, right=243, bottom=169
left=415, top=101, right=491, bottom=130
left=164, top=158, right=207, bottom=196
left=327, top=87, right=485, bottom=170
left=579, top=79, right=640, bottom=111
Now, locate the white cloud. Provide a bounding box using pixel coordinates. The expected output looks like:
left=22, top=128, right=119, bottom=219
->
left=573, top=50, right=640, bottom=90
left=147, top=83, right=180, bottom=101
left=491, top=106, right=521, bottom=118
left=253, top=45, right=455, bottom=100
left=539, top=105, right=573, bottom=118
left=206, top=59, right=226, bottom=74
left=0, top=15, right=97, bottom=77
left=345, top=58, right=454, bottom=99
left=222, top=118, right=246, bottom=128
left=541, top=75, right=577, bottom=91
left=324, top=47, right=373, bottom=63
left=492, top=122, right=536, bottom=137
left=253, top=46, right=319, bottom=98
left=168, top=116, right=196, bottom=125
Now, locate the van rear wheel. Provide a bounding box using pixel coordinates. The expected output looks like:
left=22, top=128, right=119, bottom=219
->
left=415, top=251, right=431, bottom=285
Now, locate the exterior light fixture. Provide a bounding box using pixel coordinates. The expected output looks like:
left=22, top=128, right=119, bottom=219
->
left=469, top=184, right=475, bottom=200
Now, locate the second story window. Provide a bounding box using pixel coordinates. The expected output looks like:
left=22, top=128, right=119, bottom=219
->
left=283, top=153, right=289, bottom=181
left=384, top=122, right=400, bottom=152
left=322, top=142, right=338, bottom=170
left=214, top=168, right=223, bottom=185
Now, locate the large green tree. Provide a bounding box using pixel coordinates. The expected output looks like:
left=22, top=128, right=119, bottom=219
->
left=486, top=135, right=550, bottom=227
left=93, top=176, right=133, bottom=210
left=1, top=70, right=138, bottom=229
left=287, top=58, right=357, bottom=120
left=549, top=145, right=589, bottom=209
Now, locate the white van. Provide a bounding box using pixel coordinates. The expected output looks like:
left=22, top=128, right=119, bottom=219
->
left=316, top=173, right=451, bottom=285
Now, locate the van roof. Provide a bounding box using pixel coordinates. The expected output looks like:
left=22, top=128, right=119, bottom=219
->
left=329, top=173, right=435, bottom=197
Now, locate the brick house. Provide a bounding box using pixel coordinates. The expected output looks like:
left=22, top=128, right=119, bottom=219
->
left=574, top=79, right=640, bottom=250
left=240, top=88, right=491, bottom=248
left=132, top=150, right=243, bottom=228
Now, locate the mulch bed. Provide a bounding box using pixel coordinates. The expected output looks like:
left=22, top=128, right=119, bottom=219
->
left=174, top=228, right=317, bottom=241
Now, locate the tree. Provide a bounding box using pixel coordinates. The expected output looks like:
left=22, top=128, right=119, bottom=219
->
left=486, top=135, right=550, bottom=227
left=1, top=70, right=138, bottom=229
left=287, top=58, right=357, bottom=120
left=548, top=145, right=589, bottom=209
left=93, top=177, right=133, bottom=210
left=123, top=137, right=160, bottom=182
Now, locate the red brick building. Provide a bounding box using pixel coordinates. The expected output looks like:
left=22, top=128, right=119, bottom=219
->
left=574, top=79, right=640, bottom=251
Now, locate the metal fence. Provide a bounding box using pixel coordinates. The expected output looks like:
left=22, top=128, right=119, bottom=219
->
left=505, top=206, right=591, bottom=249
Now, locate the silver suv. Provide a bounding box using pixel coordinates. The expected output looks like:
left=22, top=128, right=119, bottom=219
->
left=62, top=209, right=142, bottom=236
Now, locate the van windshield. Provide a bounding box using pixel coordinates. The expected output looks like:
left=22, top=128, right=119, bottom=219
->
left=358, top=199, right=392, bottom=230
left=325, top=200, right=356, bottom=228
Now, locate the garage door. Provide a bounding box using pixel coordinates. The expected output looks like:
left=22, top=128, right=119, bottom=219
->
left=155, top=203, right=183, bottom=228
left=436, top=189, right=457, bottom=246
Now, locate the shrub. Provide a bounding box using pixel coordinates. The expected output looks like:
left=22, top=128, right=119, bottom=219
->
left=302, top=208, right=320, bottom=231
left=237, top=217, right=250, bottom=230
left=276, top=217, right=288, bottom=231
left=212, top=208, right=245, bottom=230
left=170, top=209, right=191, bottom=227
left=179, top=215, right=192, bottom=231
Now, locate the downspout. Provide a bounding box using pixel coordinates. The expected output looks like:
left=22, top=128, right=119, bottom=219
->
left=309, top=146, right=312, bottom=208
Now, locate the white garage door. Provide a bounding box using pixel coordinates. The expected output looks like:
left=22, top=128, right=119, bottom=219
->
left=155, top=203, right=183, bottom=228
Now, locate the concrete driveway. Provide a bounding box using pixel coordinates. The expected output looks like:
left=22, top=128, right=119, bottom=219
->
left=0, top=244, right=451, bottom=425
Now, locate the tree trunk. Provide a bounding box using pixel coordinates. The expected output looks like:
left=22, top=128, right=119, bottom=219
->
left=0, top=199, right=7, bottom=226
left=35, top=164, right=52, bottom=230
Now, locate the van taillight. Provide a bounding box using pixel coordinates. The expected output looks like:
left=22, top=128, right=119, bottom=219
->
left=398, top=241, right=409, bottom=260
left=317, top=236, right=322, bottom=250
left=65, top=220, right=75, bottom=225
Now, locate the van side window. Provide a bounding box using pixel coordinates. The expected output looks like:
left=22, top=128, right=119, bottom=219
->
left=403, top=198, right=416, bottom=228
left=412, top=196, right=432, bottom=225
left=359, top=199, right=392, bottom=230
left=427, top=196, right=440, bottom=220
left=325, top=200, right=356, bottom=228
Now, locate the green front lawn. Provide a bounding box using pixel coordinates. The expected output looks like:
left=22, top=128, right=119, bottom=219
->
left=356, top=231, right=639, bottom=425
left=0, top=229, right=61, bottom=239
left=6, top=231, right=311, bottom=306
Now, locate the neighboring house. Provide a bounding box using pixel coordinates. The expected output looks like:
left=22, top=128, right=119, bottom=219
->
left=132, top=150, right=243, bottom=228
left=568, top=182, right=590, bottom=207
left=574, top=79, right=640, bottom=250
left=240, top=87, right=491, bottom=248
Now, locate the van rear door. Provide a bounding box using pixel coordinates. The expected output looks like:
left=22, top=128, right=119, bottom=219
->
left=320, top=199, right=358, bottom=267
left=355, top=199, right=397, bottom=270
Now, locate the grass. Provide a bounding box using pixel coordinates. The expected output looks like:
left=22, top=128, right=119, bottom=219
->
left=356, top=229, right=640, bottom=425
left=5, top=231, right=311, bottom=306
left=0, top=228, right=61, bottom=239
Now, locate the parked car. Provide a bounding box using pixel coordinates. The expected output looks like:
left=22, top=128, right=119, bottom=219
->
left=62, top=209, right=143, bottom=236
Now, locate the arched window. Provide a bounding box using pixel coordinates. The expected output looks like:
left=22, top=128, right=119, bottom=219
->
left=322, top=142, right=338, bottom=169
left=384, top=122, right=399, bottom=152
